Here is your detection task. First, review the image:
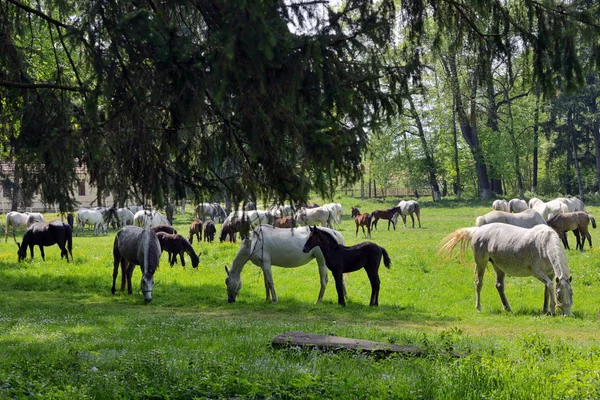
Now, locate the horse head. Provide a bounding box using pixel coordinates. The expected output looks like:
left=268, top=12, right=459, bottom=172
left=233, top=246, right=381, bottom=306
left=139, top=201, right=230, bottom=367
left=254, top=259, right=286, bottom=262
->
left=140, top=274, right=154, bottom=303
left=555, top=275, right=573, bottom=317
left=302, top=226, right=320, bottom=253
left=225, top=265, right=242, bottom=303
left=16, top=241, right=26, bottom=262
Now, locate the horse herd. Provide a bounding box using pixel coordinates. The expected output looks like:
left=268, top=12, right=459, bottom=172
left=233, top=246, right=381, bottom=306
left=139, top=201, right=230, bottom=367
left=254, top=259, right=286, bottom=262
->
left=4, top=196, right=592, bottom=316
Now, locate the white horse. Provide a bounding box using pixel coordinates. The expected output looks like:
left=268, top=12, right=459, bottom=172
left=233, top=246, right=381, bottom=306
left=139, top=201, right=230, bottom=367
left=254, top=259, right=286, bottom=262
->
left=555, top=197, right=585, bottom=212
left=225, top=210, right=272, bottom=229
left=107, top=208, right=135, bottom=228
left=439, top=223, right=573, bottom=316
left=322, top=203, right=343, bottom=227
left=508, top=198, right=528, bottom=213
left=225, top=225, right=346, bottom=303
left=268, top=204, right=294, bottom=219
left=127, top=205, right=144, bottom=214
left=475, top=209, right=546, bottom=228
left=393, top=200, right=421, bottom=228
left=195, top=203, right=227, bottom=222
left=295, top=206, right=333, bottom=227
left=5, top=211, right=45, bottom=242
left=133, top=210, right=170, bottom=228
left=491, top=199, right=509, bottom=212
left=528, top=198, right=568, bottom=221
left=76, top=208, right=107, bottom=236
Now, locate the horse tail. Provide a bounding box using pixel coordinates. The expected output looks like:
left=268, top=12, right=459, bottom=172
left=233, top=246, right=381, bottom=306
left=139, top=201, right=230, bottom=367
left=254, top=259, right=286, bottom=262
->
left=370, top=212, right=376, bottom=227
left=589, top=215, right=596, bottom=229
left=65, top=224, right=73, bottom=260
left=438, top=227, right=477, bottom=262
left=381, top=247, right=391, bottom=269
left=415, top=202, right=421, bottom=217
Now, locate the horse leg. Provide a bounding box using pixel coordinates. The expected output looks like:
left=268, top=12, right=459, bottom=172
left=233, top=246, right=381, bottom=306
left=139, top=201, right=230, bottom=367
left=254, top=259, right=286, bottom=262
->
left=410, top=214, right=415, bottom=228
left=365, top=267, right=381, bottom=306
left=355, top=222, right=359, bottom=238
left=314, top=252, right=330, bottom=303
left=333, top=270, right=346, bottom=306
left=262, top=261, right=277, bottom=303
left=416, top=212, right=422, bottom=228
left=474, top=258, right=487, bottom=312
left=126, top=263, right=135, bottom=295
left=111, top=257, right=120, bottom=295
left=493, top=268, right=512, bottom=312
left=38, top=245, right=46, bottom=261
left=180, top=252, right=185, bottom=267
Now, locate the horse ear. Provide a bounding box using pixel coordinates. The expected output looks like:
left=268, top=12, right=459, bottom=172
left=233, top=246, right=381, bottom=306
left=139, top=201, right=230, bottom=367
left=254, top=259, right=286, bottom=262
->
left=16, top=242, right=20, bottom=250
left=569, top=276, right=573, bottom=283
left=555, top=276, right=559, bottom=285
left=225, top=265, right=230, bottom=276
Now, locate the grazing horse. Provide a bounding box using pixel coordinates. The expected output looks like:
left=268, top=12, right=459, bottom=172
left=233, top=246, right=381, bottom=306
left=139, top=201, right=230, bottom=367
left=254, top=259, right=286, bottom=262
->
left=295, top=206, right=333, bottom=228
left=195, top=203, right=227, bottom=222
left=203, top=220, right=216, bottom=243
left=370, top=206, right=402, bottom=231
left=439, top=223, right=573, bottom=316
left=508, top=198, right=528, bottom=213
left=104, top=207, right=135, bottom=228
left=155, top=232, right=200, bottom=268
left=225, top=225, right=346, bottom=303
left=548, top=212, right=596, bottom=251
left=150, top=225, right=177, bottom=235
left=5, top=212, right=31, bottom=243
left=351, top=207, right=372, bottom=238
left=475, top=209, right=546, bottom=228
left=323, top=203, right=343, bottom=227
left=5, top=212, right=45, bottom=243
left=273, top=216, right=293, bottom=228
left=189, top=219, right=203, bottom=244
left=220, top=219, right=242, bottom=243
left=17, top=220, right=73, bottom=262
left=111, top=226, right=161, bottom=303
left=395, top=200, right=421, bottom=228
left=75, top=208, right=107, bottom=236
left=302, top=226, right=390, bottom=306
left=133, top=210, right=170, bottom=228
left=492, top=199, right=509, bottom=212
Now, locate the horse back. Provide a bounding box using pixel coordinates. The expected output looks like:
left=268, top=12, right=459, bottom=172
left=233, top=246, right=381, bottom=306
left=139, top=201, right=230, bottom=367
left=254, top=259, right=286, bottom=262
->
left=334, top=242, right=384, bottom=273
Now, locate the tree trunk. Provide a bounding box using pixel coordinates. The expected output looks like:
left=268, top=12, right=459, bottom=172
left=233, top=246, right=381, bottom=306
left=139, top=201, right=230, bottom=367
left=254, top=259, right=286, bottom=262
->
left=11, top=165, right=20, bottom=212
left=568, top=110, right=584, bottom=200
left=446, top=54, right=491, bottom=199
left=532, top=94, right=540, bottom=194
left=407, top=95, right=441, bottom=201
left=452, top=98, right=461, bottom=200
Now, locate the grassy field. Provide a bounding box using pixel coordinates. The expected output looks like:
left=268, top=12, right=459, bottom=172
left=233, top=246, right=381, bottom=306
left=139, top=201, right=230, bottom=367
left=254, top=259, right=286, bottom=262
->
left=1, top=198, right=600, bottom=399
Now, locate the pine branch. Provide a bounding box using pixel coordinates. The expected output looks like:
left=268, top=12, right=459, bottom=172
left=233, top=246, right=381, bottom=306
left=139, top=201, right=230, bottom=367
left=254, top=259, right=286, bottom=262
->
left=0, top=80, right=87, bottom=91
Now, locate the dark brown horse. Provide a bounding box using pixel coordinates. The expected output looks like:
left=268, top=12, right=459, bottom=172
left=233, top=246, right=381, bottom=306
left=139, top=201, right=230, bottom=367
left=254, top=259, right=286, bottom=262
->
left=203, top=220, right=216, bottom=243
left=302, top=226, right=391, bottom=306
left=151, top=225, right=178, bottom=235
left=189, top=219, right=203, bottom=244
left=370, top=206, right=402, bottom=231
left=17, top=220, right=73, bottom=262
left=219, top=219, right=241, bottom=243
left=155, top=232, right=200, bottom=268
left=351, top=207, right=372, bottom=238
left=273, top=216, right=293, bottom=228
left=548, top=211, right=596, bottom=251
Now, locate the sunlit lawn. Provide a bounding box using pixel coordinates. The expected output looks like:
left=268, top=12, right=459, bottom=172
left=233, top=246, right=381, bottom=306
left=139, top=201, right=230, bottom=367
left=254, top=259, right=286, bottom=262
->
left=1, top=198, right=600, bottom=398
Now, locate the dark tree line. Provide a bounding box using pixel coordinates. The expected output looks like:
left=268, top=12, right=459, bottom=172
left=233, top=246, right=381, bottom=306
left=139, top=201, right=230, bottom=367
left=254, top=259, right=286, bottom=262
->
left=1, top=0, right=599, bottom=210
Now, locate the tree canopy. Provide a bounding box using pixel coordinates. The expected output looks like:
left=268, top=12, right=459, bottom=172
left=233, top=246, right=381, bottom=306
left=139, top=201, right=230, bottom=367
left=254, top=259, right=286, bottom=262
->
left=1, top=0, right=599, bottom=209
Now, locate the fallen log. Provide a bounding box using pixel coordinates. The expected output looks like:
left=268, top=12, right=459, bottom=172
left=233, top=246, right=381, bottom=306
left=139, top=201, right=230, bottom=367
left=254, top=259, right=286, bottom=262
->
left=272, top=331, right=461, bottom=358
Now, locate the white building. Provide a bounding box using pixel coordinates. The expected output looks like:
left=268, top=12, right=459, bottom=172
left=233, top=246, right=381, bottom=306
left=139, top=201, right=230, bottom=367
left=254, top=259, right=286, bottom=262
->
left=0, top=163, right=113, bottom=212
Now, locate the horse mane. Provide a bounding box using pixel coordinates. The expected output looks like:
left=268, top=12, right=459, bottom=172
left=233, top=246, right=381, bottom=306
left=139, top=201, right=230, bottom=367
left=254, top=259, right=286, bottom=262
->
left=539, top=226, right=570, bottom=279
left=143, top=229, right=161, bottom=272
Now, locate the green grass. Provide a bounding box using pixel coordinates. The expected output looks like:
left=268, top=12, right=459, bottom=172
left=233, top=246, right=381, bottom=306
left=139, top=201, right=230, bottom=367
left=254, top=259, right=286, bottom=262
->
left=2, top=199, right=600, bottom=399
